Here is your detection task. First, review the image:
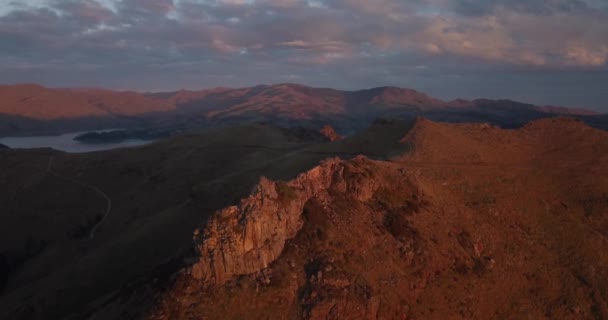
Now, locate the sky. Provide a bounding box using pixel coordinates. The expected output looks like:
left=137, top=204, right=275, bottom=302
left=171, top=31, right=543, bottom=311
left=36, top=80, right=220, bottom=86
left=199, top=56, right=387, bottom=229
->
left=0, top=0, right=607, bottom=110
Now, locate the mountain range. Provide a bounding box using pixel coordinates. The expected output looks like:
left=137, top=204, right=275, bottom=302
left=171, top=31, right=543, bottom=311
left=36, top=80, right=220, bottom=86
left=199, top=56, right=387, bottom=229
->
left=1, top=82, right=608, bottom=319
left=0, top=83, right=604, bottom=137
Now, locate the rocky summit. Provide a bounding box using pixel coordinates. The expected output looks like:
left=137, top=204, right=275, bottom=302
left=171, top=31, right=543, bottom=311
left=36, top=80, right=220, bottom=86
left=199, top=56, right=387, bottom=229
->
left=141, top=118, right=608, bottom=320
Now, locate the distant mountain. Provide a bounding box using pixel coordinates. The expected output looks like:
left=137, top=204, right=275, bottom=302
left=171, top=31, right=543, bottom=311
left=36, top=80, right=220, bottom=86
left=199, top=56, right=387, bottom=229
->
left=0, top=83, right=604, bottom=136
left=0, top=84, right=173, bottom=120
left=346, top=86, right=447, bottom=112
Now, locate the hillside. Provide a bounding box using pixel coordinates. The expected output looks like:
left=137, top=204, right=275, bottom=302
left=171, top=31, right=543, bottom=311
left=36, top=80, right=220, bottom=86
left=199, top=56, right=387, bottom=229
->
left=0, top=118, right=608, bottom=319
left=140, top=118, right=608, bottom=320
left=0, top=84, right=173, bottom=120
left=1, top=116, right=607, bottom=319
left=0, top=120, right=416, bottom=320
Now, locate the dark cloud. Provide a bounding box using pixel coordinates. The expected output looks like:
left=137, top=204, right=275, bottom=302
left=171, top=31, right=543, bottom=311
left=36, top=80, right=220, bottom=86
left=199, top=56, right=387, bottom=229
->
left=117, top=0, right=176, bottom=20
left=0, top=0, right=606, bottom=110
left=446, top=0, right=592, bottom=16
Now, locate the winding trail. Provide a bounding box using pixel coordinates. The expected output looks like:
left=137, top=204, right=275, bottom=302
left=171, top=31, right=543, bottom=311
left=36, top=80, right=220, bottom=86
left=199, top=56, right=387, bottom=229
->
left=47, top=155, right=112, bottom=239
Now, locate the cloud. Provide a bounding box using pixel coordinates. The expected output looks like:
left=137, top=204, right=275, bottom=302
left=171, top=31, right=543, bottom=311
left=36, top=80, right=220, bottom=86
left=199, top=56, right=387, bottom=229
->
left=119, top=0, right=176, bottom=16
left=53, top=0, right=115, bottom=25
left=0, top=0, right=606, bottom=109
left=439, top=0, right=592, bottom=16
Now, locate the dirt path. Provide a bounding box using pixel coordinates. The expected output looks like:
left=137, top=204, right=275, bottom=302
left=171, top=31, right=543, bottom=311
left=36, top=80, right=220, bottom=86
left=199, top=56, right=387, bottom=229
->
left=47, top=155, right=112, bottom=239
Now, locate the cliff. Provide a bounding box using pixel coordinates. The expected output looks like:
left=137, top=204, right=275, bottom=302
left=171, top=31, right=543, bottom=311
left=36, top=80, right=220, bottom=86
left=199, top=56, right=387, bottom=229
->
left=189, top=156, right=378, bottom=286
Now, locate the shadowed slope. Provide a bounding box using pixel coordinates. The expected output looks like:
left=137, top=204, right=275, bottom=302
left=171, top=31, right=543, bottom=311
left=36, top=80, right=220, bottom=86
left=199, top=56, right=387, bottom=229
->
left=0, top=120, right=417, bottom=320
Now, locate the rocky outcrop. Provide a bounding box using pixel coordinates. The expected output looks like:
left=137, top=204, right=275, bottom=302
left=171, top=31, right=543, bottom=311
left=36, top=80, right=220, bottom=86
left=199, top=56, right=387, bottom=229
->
left=0, top=143, right=8, bottom=149
left=145, top=118, right=608, bottom=320
left=189, top=156, right=378, bottom=286
left=319, top=125, right=342, bottom=141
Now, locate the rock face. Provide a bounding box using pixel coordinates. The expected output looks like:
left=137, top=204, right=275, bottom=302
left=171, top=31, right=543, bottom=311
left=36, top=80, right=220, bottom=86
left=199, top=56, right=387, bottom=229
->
left=189, top=156, right=377, bottom=286
left=0, top=143, right=8, bottom=149
left=319, top=125, right=343, bottom=141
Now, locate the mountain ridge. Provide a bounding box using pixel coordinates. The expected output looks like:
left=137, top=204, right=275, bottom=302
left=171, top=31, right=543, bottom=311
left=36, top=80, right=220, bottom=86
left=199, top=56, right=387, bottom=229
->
left=1, top=117, right=608, bottom=319
left=0, top=83, right=599, bottom=121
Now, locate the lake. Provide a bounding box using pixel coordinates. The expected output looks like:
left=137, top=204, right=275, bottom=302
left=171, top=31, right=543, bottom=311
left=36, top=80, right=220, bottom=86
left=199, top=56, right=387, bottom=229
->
left=0, top=130, right=154, bottom=153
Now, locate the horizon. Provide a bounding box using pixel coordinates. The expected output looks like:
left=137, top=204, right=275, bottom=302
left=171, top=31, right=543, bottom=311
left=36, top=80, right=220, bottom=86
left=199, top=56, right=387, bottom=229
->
left=1, top=1, right=607, bottom=110
left=1, top=81, right=603, bottom=113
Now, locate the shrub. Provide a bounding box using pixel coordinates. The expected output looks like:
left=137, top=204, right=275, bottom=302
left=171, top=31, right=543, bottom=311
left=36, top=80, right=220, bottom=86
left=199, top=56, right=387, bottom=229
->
left=275, top=181, right=297, bottom=203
